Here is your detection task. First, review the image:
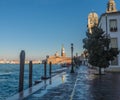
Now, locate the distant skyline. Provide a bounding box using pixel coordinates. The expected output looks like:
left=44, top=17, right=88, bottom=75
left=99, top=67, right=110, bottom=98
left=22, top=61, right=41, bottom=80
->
left=0, top=0, right=119, bottom=60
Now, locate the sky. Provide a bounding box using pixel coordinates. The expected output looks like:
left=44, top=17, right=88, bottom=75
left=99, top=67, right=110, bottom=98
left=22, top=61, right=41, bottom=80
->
left=0, top=0, right=120, bottom=60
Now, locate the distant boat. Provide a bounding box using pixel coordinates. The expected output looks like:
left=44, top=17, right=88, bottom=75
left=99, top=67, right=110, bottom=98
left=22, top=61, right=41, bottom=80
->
left=0, top=72, right=12, bottom=76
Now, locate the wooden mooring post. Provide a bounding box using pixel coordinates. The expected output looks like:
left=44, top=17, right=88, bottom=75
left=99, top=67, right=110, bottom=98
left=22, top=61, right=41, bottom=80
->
left=29, top=61, right=33, bottom=88
left=49, top=62, right=52, bottom=77
left=44, top=61, right=47, bottom=78
left=19, top=50, right=25, bottom=92
left=41, top=61, right=50, bottom=79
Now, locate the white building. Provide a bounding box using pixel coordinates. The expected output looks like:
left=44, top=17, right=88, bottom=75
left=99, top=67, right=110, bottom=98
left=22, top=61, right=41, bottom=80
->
left=88, top=0, right=120, bottom=71
left=98, top=0, right=120, bottom=71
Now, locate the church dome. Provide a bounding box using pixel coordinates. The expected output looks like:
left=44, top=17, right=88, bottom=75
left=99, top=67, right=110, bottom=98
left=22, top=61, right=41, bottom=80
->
left=108, top=0, right=115, bottom=4
left=88, top=12, right=98, bottom=19
left=88, top=12, right=98, bottom=34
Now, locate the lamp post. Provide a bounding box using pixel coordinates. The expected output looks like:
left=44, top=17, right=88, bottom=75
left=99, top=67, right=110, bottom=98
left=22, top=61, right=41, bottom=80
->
left=70, top=43, right=74, bottom=73
left=105, top=14, right=108, bottom=35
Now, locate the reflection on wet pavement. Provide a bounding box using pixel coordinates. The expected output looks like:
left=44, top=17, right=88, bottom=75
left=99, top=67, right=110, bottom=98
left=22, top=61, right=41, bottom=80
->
left=25, top=65, right=120, bottom=100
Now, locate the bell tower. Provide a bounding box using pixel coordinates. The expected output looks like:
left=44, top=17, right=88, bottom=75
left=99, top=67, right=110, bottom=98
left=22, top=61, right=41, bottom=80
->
left=106, top=0, right=117, bottom=13
left=61, top=45, right=66, bottom=57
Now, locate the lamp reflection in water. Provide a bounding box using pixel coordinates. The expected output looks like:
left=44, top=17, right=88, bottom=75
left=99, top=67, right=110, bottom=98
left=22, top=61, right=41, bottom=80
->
left=49, top=78, right=52, bottom=85
left=61, top=75, right=65, bottom=83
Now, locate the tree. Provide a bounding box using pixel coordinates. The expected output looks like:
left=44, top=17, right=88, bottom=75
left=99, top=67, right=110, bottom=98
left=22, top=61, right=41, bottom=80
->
left=83, top=26, right=119, bottom=75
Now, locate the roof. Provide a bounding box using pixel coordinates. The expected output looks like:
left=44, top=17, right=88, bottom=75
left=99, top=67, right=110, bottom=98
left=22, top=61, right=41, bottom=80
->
left=88, top=12, right=98, bottom=18
left=98, top=11, right=120, bottom=25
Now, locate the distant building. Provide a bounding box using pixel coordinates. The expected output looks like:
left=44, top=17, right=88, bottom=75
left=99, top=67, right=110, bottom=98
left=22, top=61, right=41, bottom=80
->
left=0, top=59, right=41, bottom=64
left=46, top=46, right=71, bottom=64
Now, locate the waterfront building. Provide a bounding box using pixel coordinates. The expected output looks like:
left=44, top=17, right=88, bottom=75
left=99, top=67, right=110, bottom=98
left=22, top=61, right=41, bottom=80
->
left=0, top=59, right=41, bottom=64
left=88, top=0, right=120, bottom=71
left=99, top=0, right=120, bottom=71
left=46, top=46, right=71, bottom=64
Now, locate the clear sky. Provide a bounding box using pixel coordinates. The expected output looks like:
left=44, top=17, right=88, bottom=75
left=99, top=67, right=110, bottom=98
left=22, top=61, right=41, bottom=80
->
left=0, top=0, right=119, bottom=60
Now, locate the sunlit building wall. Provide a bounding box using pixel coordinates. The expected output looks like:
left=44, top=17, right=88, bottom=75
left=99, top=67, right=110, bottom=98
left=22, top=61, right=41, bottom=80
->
left=98, top=0, right=120, bottom=70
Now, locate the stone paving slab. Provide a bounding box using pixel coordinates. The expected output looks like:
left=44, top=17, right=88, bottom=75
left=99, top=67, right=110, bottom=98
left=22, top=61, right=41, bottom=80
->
left=25, top=66, right=120, bottom=100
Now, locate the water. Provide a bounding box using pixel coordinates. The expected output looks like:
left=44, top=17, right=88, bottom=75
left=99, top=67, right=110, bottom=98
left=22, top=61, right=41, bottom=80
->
left=0, top=64, right=61, bottom=100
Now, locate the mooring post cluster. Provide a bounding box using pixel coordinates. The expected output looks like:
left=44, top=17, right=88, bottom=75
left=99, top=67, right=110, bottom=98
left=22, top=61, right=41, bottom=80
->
left=19, top=50, right=33, bottom=92
left=18, top=50, right=52, bottom=92
left=41, top=61, right=52, bottom=79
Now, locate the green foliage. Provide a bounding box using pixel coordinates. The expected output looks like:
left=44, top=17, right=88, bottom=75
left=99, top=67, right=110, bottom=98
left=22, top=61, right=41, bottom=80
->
left=83, top=26, right=119, bottom=68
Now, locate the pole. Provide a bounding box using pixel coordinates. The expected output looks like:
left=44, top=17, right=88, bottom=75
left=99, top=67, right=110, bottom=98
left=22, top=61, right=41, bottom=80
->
left=49, top=62, right=52, bottom=77
left=106, top=14, right=108, bottom=35
left=29, top=61, right=33, bottom=88
left=71, top=43, right=74, bottom=73
left=44, top=61, right=47, bottom=78
left=19, top=50, right=25, bottom=92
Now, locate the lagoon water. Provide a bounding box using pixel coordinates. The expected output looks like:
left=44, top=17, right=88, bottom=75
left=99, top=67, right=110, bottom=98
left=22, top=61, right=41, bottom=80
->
left=0, top=64, right=61, bottom=100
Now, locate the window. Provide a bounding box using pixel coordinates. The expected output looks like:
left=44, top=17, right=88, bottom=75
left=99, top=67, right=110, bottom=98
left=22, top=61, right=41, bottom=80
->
left=111, top=56, right=118, bottom=65
left=110, top=38, right=118, bottom=48
left=110, top=38, right=118, bottom=65
left=109, top=19, right=117, bottom=32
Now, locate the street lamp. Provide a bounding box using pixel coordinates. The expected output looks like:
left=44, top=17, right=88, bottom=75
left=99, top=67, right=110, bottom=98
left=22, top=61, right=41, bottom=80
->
left=105, top=14, right=108, bottom=35
left=70, top=43, right=74, bottom=73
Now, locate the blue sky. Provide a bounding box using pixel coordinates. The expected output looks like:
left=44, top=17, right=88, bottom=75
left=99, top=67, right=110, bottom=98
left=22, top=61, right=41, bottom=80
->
left=0, top=0, right=119, bottom=60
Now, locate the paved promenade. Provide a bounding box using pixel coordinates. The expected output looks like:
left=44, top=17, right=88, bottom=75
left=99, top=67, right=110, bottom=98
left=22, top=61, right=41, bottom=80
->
left=25, top=65, right=120, bottom=100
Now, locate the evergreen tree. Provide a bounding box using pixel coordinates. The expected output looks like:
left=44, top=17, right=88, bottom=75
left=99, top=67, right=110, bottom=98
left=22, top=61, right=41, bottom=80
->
left=83, top=26, right=119, bottom=75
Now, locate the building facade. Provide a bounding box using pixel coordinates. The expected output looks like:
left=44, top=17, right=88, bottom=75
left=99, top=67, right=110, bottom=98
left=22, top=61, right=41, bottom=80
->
left=88, top=0, right=120, bottom=71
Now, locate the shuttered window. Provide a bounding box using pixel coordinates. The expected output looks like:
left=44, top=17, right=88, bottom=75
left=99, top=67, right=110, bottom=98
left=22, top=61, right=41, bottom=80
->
left=110, top=38, right=118, bottom=65
left=110, top=38, right=118, bottom=48
left=111, top=56, right=118, bottom=65
left=109, top=19, right=117, bottom=32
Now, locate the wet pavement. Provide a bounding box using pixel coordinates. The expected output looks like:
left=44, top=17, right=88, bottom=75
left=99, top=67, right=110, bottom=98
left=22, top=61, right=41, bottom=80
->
left=25, top=65, right=120, bottom=100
